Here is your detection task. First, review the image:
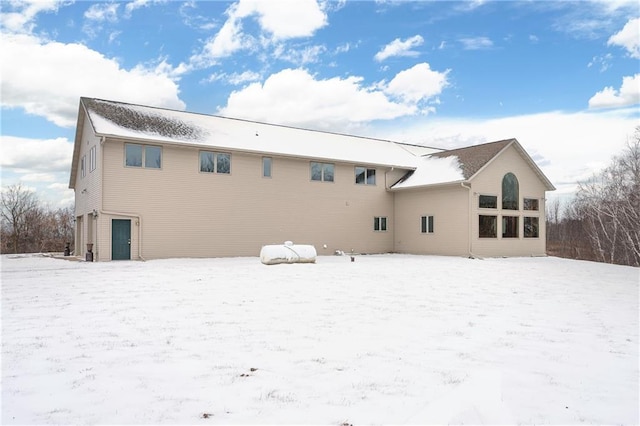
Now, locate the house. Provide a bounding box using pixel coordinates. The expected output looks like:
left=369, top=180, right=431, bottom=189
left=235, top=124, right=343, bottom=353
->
left=69, top=97, right=555, bottom=261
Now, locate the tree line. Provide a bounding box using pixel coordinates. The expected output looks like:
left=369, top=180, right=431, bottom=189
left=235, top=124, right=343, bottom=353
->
left=546, top=127, right=640, bottom=267
left=0, top=184, right=74, bottom=255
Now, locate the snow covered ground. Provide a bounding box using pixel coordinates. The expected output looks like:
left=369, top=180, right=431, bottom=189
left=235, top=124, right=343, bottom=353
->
left=1, top=254, right=638, bottom=425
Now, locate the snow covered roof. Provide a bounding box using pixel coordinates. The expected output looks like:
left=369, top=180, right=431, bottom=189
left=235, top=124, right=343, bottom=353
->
left=70, top=98, right=554, bottom=192
left=390, top=156, right=465, bottom=189
left=81, top=98, right=433, bottom=169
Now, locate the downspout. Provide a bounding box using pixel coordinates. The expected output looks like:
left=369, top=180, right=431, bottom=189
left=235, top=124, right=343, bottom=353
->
left=386, top=167, right=395, bottom=253
left=460, top=182, right=477, bottom=259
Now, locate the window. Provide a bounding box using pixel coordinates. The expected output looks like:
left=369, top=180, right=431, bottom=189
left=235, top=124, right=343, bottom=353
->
left=502, top=173, right=519, bottom=210
left=355, top=167, right=376, bottom=185
left=145, top=146, right=162, bottom=169
left=479, top=215, right=497, bottom=238
left=374, top=216, right=387, bottom=232
left=262, top=157, right=272, bottom=178
left=80, top=155, right=86, bottom=178
left=479, top=195, right=497, bottom=209
left=421, top=215, right=434, bottom=233
left=125, top=144, right=143, bottom=167
left=311, top=162, right=334, bottom=182
left=200, top=151, right=231, bottom=174
left=524, top=198, right=539, bottom=211
left=524, top=217, right=539, bottom=238
left=502, top=216, right=519, bottom=238
left=125, top=143, right=161, bottom=169
left=89, top=146, right=96, bottom=172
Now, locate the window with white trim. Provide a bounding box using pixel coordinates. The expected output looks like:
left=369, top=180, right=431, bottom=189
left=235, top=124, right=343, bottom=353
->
left=524, top=217, right=539, bottom=238
left=479, top=215, right=497, bottom=238
left=502, top=216, right=519, bottom=238
left=355, top=167, right=376, bottom=185
left=374, top=216, right=387, bottom=232
left=125, top=143, right=161, bottom=169
left=89, top=146, right=96, bottom=172
left=80, top=155, right=86, bottom=178
left=421, top=215, right=434, bottom=233
left=262, top=157, right=272, bottom=178
left=200, top=151, right=231, bottom=174
left=311, top=162, right=334, bottom=182
left=524, top=198, right=539, bottom=211
left=479, top=194, right=497, bottom=209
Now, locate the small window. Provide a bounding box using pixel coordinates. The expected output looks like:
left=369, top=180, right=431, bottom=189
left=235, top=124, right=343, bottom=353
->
left=479, top=215, right=497, bottom=238
left=200, top=151, right=231, bottom=174
left=524, top=198, right=539, bottom=211
left=89, top=146, right=96, bottom=172
left=421, top=215, right=434, bottom=233
left=374, top=216, right=387, bottom=232
left=125, top=144, right=143, bottom=167
left=355, top=167, right=376, bottom=185
left=262, top=157, right=272, bottom=178
left=80, top=155, right=86, bottom=178
left=524, top=217, right=539, bottom=238
left=502, top=216, right=519, bottom=238
left=479, top=195, right=497, bottom=209
left=311, top=162, right=334, bottom=182
left=145, top=146, right=162, bottom=169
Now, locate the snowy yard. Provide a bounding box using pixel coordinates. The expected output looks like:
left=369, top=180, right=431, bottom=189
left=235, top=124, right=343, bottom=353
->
left=1, top=254, right=638, bottom=425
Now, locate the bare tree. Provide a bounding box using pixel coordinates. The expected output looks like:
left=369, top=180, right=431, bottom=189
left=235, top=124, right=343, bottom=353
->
left=1, top=184, right=40, bottom=254
left=1, top=184, right=75, bottom=254
left=575, top=127, right=640, bottom=266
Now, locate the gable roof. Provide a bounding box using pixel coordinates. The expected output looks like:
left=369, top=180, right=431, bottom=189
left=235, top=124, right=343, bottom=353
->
left=430, top=139, right=513, bottom=180
left=390, top=138, right=556, bottom=191
left=79, top=97, right=439, bottom=171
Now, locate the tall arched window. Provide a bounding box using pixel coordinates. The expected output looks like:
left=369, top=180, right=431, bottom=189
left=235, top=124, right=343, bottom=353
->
left=502, top=172, right=519, bottom=210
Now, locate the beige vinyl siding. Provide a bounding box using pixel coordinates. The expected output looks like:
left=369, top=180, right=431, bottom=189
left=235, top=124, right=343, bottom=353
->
left=73, top=111, right=103, bottom=258
left=469, top=145, right=547, bottom=257
left=394, top=185, right=469, bottom=256
left=100, top=139, right=400, bottom=259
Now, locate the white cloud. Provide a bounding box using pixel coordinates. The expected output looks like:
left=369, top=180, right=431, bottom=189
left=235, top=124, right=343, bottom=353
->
left=190, top=0, right=326, bottom=67
left=384, top=63, right=450, bottom=104
left=375, top=108, right=639, bottom=197
left=374, top=35, right=424, bottom=62
left=0, top=33, right=185, bottom=127
left=607, top=17, right=640, bottom=58
left=1, top=136, right=73, bottom=174
left=218, top=68, right=416, bottom=131
left=588, top=74, right=640, bottom=109
left=460, top=36, right=493, bottom=50
left=207, top=70, right=262, bottom=85
left=84, top=3, right=119, bottom=22
left=274, top=44, right=327, bottom=65
left=0, top=0, right=61, bottom=33
left=234, top=0, right=327, bottom=40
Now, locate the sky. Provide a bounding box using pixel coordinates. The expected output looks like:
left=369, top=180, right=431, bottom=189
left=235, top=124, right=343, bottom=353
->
left=1, top=0, right=639, bottom=207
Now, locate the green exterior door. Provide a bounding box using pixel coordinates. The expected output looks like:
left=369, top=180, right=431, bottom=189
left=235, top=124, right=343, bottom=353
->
left=112, top=219, right=131, bottom=260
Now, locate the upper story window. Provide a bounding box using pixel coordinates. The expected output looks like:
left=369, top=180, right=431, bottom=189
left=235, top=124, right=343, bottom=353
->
left=200, top=151, right=231, bottom=174
left=262, top=157, right=272, bottom=178
left=89, top=146, right=96, bottom=172
left=355, top=167, right=376, bottom=185
left=524, top=198, right=539, bottom=211
left=502, top=172, right=519, bottom=210
left=311, top=162, right=334, bottom=182
left=80, top=155, right=86, bottom=178
left=125, top=143, right=161, bottom=169
left=479, top=194, right=497, bottom=209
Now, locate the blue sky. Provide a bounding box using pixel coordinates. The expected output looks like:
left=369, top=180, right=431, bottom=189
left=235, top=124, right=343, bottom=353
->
left=1, top=0, right=639, bottom=206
